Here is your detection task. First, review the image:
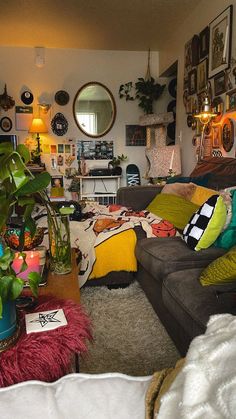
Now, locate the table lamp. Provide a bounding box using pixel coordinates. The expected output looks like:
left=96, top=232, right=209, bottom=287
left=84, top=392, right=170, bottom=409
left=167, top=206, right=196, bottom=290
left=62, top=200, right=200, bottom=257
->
left=29, top=117, right=48, bottom=165
left=194, top=95, right=216, bottom=161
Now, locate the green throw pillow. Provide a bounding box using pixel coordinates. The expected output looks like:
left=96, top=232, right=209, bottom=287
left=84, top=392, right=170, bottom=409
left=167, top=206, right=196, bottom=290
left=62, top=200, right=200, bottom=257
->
left=200, top=246, right=236, bottom=285
left=214, top=190, right=236, bottom=250
left=146, top=193, right=199, bottom=230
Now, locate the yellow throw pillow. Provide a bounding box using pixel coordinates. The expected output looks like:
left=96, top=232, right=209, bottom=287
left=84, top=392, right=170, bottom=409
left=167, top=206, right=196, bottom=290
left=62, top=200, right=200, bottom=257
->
left=190, top=185, right=219, bottom=206
left=200, top=246, right=236, bottom=285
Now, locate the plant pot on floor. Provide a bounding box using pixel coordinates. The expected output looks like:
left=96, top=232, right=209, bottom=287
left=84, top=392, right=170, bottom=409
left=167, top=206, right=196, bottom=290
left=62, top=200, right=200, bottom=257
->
left=48, top=214, right=72, bottom=275
left=0, top=300, right=20, bottom=352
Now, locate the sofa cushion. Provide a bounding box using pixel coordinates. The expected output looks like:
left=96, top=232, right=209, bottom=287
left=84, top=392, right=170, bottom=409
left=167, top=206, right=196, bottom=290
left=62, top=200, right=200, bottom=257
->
left=146, top=194, right=199, bottom=230
left=162, top=268, right=236, bottom=338
left=161, top=182, right=196, bottom=200
left=183, top=195, right=226, bottom=251
left=135, top=237, right=226, bottom=284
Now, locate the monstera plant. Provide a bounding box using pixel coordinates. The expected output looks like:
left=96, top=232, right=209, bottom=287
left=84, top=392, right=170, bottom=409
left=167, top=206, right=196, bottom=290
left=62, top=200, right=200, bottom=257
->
left=0, top=142, right=51, bottom=348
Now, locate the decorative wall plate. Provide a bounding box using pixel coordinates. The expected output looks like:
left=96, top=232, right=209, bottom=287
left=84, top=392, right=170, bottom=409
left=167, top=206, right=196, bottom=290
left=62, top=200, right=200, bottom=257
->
left=55, top=90, right=70, bottom=106
left=0, top=116, right=12, bottom=132
left=51, top=113, right=68, bottom=136
left=21, top=91, right=33, bottom=105
left=222, top=118, right=234, bottom=152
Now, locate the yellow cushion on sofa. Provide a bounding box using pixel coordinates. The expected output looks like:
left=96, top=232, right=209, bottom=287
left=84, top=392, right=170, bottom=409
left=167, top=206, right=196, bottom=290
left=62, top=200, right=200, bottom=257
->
left=190, top=185, right=219, bottom=206
left=200, top=246, right=236, bottom=285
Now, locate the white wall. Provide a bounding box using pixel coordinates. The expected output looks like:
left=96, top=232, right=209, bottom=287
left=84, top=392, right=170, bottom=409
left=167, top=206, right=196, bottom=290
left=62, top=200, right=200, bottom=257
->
left=0, top=47, right=161, bottom=189
left=159, top=0, right=236, bottom=175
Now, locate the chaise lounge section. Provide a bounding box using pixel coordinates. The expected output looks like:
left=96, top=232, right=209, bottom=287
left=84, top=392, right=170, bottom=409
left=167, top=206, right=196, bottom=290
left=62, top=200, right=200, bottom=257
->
left=117, top=180, right=236, bottom=356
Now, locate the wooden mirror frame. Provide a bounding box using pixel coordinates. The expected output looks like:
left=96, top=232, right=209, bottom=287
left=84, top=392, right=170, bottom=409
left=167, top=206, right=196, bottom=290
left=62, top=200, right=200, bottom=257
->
left=73, top=82, right=116, bottom=138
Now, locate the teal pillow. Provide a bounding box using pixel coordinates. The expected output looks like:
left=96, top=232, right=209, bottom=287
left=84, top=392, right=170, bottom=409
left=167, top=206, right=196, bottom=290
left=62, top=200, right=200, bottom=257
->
left=214, top=190, right=236, bottom=249
left=146, top=193, right=199, bottom=230
left=167, top=174, right=210, bottom=186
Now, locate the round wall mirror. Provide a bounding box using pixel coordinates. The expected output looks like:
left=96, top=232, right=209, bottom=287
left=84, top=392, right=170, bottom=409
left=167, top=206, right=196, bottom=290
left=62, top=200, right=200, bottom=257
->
left=73, top=82, right=116, bottom=138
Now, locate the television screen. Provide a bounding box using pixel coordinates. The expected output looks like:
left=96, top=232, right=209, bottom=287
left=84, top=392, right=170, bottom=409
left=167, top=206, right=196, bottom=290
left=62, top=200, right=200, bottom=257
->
left=0, top=135, right=18, bottom=150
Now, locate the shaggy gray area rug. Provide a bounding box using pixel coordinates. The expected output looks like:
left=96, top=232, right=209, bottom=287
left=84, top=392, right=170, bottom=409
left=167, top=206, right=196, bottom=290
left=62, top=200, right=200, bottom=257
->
left=80, top=281, right=180, bottom=376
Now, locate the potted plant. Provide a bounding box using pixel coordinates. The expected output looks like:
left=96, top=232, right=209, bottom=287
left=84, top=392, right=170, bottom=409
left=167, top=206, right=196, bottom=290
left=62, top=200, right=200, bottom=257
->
left=108, top=154, right=127, bottom=175
left=0, top=142, right=51, bottom=349
left=119, top=77, right=165, bottom=115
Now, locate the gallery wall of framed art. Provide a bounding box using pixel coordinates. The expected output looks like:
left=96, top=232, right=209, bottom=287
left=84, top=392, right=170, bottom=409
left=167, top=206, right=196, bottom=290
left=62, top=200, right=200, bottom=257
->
left=182, top=4, right=236, bottom=159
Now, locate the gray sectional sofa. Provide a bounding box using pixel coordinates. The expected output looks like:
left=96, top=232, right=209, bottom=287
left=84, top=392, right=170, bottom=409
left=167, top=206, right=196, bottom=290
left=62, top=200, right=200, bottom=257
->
left=117, top=185, right=236, bottom=356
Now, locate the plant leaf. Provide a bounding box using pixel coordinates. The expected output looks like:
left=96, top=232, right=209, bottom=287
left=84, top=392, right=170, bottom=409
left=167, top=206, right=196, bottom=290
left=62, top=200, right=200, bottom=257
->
left=9, top=277, right=24, bottom=300
left=16, top=144, right=31, bottom=164
left=27, top=272, right=41, bottom=297
left=0, top=248, right=14, bottom=271
left=0, top=275, right=14, bottom=301
left=15, top=172, right=51, bottom=196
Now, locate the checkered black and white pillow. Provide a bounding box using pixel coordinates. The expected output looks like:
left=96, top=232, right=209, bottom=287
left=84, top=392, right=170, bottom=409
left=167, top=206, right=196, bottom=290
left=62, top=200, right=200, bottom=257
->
left=183, top=195, right=225, bottom=251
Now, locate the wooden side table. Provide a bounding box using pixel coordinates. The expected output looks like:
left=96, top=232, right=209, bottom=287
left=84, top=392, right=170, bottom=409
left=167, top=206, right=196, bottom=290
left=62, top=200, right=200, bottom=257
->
left=39, top=249, right=80, bottom=303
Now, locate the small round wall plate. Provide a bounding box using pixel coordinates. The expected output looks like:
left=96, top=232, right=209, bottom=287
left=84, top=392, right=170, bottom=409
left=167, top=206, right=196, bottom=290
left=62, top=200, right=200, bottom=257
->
left=0, top=116, right=12, bottom=132
left=55, top=90, right=70, bottom=106
left=51, top=113, right=68, bottom=136
left=21, top=91, right=34, bottom=105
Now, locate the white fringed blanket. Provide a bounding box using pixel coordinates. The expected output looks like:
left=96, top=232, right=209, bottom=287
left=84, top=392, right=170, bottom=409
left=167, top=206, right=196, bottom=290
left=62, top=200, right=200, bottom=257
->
left=158, top=313, right=236, bottom=419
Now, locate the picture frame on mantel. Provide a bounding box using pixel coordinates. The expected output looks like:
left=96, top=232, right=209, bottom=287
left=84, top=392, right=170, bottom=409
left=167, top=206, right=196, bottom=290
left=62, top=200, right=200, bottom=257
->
left=208, top=5, right=232, bottom=78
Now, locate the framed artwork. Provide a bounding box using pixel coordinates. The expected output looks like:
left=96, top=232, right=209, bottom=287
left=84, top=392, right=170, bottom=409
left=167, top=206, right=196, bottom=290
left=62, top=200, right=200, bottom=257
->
left=51, top=175, right=64, bottom=188
left=191, top=34, right=200, bottom=66
left=199, top=26, right=209, bottom=60
left=208, top=5, right=232, bottom=78
left=197, top=59, right=208, bottom=93
left=212, top=125, right=221, bottom=148
left=125, top=125, right=146, bottom=146
left=226, top=88, right=236, bottom=112
left=15, top=106, right=33, bottom=131
left=214, top=71, right=226, bottom=96
left=0, top=117, right=12, bottom=132
left=222, top=118, right=234, bottom=152
left=184, top=38, right=193, bottom=83
left=188, top=68, right=197, bottom=95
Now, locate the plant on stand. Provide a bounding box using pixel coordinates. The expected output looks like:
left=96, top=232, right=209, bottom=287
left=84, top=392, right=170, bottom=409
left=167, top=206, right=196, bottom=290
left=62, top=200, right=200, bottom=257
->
left=0, top=142, right=52, bottom=349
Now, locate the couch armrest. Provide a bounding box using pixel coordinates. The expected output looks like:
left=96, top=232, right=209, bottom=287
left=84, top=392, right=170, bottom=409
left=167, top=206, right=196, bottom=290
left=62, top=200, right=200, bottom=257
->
left=116, top=185, right=162, bottom=210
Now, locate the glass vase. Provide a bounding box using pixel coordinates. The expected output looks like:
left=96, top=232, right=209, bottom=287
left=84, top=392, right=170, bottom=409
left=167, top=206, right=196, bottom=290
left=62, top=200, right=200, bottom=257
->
left=48, top=214, right=72, bottom=275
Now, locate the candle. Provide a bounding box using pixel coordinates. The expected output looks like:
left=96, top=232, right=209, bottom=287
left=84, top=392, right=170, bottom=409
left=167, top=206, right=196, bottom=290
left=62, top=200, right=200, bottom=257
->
left=12, top=251, right=40, bottom=281
left=169, top=149, right=175, bottom=171
left=222, top=24, right=229, bottom=61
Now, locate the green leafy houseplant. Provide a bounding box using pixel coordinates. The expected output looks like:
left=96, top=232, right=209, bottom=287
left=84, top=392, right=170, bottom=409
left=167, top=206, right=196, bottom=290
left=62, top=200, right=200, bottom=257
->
left=109, top=154, right=127, bottom=167
left=119, top=77, right=166, bottom=114
left=0, top=142, right=51, bottom=317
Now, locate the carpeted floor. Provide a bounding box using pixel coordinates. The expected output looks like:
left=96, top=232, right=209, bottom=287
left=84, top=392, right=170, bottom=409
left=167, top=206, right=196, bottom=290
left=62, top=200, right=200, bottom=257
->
left=79, top=281, right=180, bottom=376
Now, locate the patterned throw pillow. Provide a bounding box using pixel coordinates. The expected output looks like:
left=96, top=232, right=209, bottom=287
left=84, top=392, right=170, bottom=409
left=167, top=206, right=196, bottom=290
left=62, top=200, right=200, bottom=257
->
left=200, top=246, right=236, bottom=285
left=183, top=195, right=227, bottom=251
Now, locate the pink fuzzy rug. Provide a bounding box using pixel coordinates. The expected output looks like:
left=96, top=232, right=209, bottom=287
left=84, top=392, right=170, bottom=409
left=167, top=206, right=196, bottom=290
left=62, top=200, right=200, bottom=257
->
left=0, top=296, right=93, bottom=387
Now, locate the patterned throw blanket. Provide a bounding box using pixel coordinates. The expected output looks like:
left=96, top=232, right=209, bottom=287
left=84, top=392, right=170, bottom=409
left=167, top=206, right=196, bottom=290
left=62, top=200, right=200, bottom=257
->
left=69, top=202, right=177, bottom=287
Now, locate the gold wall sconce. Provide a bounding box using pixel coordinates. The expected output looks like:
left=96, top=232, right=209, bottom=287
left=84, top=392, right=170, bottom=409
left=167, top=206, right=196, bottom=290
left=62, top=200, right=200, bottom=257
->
left=38, top=103, right=51, bottom=114
left=194, top=95, right=217, bottom=161
left=0, top=84, right=15, bottom=111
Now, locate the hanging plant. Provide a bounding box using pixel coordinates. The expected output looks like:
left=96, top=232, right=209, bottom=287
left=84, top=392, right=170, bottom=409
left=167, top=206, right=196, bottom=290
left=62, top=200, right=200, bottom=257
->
left=119, top=50, right=166, bottom=114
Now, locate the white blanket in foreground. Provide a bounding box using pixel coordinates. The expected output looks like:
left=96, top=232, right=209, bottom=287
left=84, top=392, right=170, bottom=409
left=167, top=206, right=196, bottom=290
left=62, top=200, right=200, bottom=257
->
left=0, top=373, right=152, bottom=419
left=158, top=313, right=236, bottom=419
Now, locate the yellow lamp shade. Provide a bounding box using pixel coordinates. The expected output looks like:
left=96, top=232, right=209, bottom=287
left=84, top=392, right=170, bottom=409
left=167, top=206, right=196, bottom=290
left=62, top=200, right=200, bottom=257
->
left=29, top=117, right=47, bottom=134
